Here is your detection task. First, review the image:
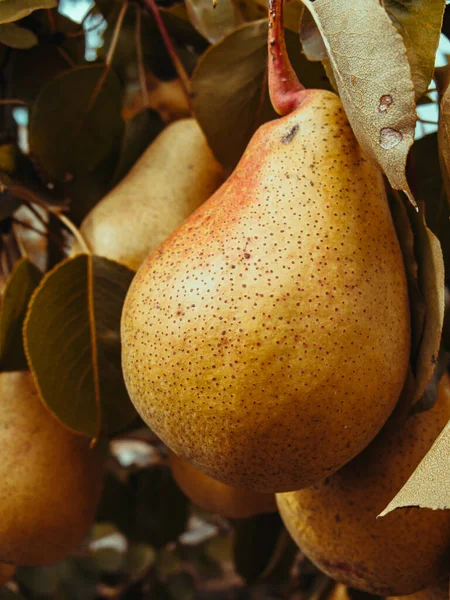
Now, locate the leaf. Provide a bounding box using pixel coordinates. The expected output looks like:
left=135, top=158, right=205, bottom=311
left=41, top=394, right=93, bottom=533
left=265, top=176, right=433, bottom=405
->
left=438, top=67, right=450, bottom=209
left=0, top=22, right=37, bottom=48
left=0, top=591, right=26, bottom=599
left=126, top=543, right=156, bottom=579
left=383, top=0, right=446, bottom=100
left=406, top=207, right=445, bottom=405
left=191, top=19, right=330, bottom=169
left=232, top=512, right=285, bottom=584
left=0, top=257, right=41, bottom=371
left=0, top=0, right=56, bottom=24
left=411, top=133, right=450, bottom=277
left=186, top=0, right=244, bottom=43
left=379, top=375, right=450, bottom=515
left=301, top=0, right=416, bottom=195
left=29, top=65, right=123, bottom=181
left=23, top=254, right=136, bottom=437
left=388, top=191, right=424, bottom=364
left=110, top=109, right=165, bottom=186
left=299, top=6, right=326, bottom=61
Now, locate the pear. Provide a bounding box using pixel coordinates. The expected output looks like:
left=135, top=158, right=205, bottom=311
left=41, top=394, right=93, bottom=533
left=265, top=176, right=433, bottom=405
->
left=121, top=0, right=410, bottom=493
left=0, top=564, right=15, bottom=587
left=276, top=374, right=450, bottom=596
left=73, top=118, right=224, bottom=271
left=0, top=371, right=104, bottom=566
left=327, top=581, right=448, bottom=600
left=169, top=451, right=276, bottom=519
left=388, top=579, right=448, bottom=600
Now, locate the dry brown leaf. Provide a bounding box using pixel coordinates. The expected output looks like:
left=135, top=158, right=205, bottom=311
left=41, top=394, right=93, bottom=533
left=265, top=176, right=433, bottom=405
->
left=437, top=67, right=450, bottom=205
left=300, top=0, right=416, bottom=195
left=380, top=374, right=450, bottom=515
left=409, top=212, right=446, bottom=405
left=383, top=0, right=445, bottom=101
left=185, top=0, right=244, bottom=43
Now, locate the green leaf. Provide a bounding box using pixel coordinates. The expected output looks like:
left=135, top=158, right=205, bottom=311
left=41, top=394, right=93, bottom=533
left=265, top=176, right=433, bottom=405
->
left=383, top=0, right=445, bottom=100
left=411, top=133, right=450, bottom=277
left=126, top=543, right=156, bottom=578
left=0, top=0, right=56, bottom=24
left=232, top=512, right=285, bottom=584
left=185, top=0, right=244, bottom=43
left=29, top=65, right=123, bottom=181
left=23, top=254, right=136, bottom=437
left=191, top=19, right=330, bottom=169
left=407, top=207, right=445, bottom=406
left=110, top=109, right=165, bottom=187
left=0, top=22, right=37, bottom=48
left=0, top=257, right=41, bottom=371
left=0, top=590, right=26, bottom=600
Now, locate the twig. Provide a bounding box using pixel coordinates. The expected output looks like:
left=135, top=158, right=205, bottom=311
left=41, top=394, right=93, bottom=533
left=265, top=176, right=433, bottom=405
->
left=56, top=46, right=76, bottom=68
left=135, top=5, right=149, bottom=107
left=47, top=8, right=56, bottom=33
left=84, top=0, right=129, bottom=115
left=417, top=117, right=438, bottom=125
left=0, top=99, right=28, bottom=107
left=56, top=213, right=91, bottom=254
left=141, top=0, right=192, bottom=103
left=105, top=1, right=129, bottom=67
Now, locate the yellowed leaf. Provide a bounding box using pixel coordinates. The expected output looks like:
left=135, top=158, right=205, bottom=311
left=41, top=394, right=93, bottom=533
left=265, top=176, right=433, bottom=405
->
left=437, top=67, right=450, bottom=204
left=301, top=0, right=416, bottom=195
left=380, top=375, right=450, bottom=515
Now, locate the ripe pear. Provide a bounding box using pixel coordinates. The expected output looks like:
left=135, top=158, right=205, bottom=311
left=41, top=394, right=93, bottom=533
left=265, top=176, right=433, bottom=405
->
left=121, top=90, right=410, bottom=492
left=276, top=374, right=450, bottom=596
left=169, top=451, right=276, bottom=519
left=72, top=118, right=224, bottom=271
left=389, top=579, right=448, bottom=600
left=0, top=371, right=104, bottom=566
left=327, top=581, right=448, bottom=600
left=0, top=564, right=15, bottom=587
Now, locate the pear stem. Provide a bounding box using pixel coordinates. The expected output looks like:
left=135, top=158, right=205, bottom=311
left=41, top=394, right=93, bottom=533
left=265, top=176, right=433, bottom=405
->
left=268, top=0, right=305, bottom=116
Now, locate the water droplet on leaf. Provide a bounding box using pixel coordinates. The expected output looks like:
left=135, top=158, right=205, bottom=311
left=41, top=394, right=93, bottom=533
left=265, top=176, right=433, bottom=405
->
left=380, top=128, right=402, bottom=149
left=378, top=95, right=393, bottom=113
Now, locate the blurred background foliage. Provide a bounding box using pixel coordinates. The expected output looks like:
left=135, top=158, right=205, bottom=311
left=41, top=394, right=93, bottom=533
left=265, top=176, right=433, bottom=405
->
left=1, top=0, right=450, bottom=597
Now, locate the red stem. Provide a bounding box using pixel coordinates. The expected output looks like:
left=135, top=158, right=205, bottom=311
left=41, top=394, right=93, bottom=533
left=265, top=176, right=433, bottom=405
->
left=141, top=0, right=192, bottom=106
left=268, top=0, right=305, bottom=116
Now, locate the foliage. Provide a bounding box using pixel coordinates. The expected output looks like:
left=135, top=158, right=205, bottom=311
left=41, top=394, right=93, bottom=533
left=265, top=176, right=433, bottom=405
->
left=0, top=0, right=449, bottom=597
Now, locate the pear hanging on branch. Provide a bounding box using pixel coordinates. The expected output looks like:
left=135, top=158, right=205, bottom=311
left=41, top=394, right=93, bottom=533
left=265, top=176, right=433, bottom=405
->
left=121, top=0, right=410, bottom=493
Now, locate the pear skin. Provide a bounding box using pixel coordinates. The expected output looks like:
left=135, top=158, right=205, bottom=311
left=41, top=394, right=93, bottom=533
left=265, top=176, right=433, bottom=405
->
left=0, top=564, right=15, bottom=587
left=327, top=581, right=448, bottom=600
left=169, top=451, right=276, bottom=519
left=0, top=371, right=104, bottom=566
left=121, top=89, right=410, bottom=493
left=276, top=374, right=450, bottom=596
left=73, top=118, right=224, bottom=271
left=388, top=579, right=448, bottom=600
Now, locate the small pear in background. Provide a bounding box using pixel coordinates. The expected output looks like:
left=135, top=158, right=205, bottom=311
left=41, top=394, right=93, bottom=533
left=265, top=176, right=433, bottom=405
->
left=169, top=451, right=276, bottom=519
left=0, top=371, right=104, bottom=566
left=72, top=118, right=225, bottom=271
left=276, top=374, right=450, bottom=596
left=121, top=0, right=410, bottom=493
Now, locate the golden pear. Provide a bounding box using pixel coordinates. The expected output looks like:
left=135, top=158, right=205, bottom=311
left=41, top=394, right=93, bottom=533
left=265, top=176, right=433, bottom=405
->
left=121, top=86, right=410, bottom=493
left=326, top=581, right=448, bottom=600
left=0, top=371, right=104, bottom=566
left=73, top=118, right=224, bottom=271
left=388, top=578, right=448, bottom=600
left=0, top=563, right=15, bottom=587
left=276, top=374, right=450, bottom=596
left=169, top=451, right=276, bottom=519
